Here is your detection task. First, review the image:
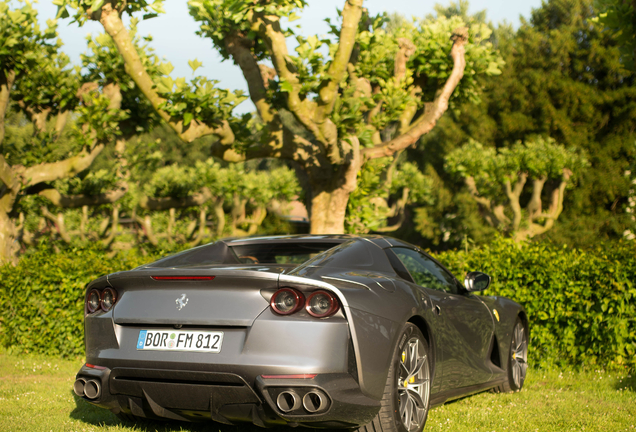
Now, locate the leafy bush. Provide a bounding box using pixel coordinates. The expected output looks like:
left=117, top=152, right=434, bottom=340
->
left=435, top=239, right=636, bottom=372
left=0, top=245, right=168, bottom=357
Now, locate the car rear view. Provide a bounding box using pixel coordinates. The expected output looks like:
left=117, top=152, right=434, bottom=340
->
left=73, top=237, right=380, bottom=428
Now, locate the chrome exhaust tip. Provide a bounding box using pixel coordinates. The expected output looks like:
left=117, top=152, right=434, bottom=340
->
left=276, top=390, right=301, bottom=413
left=302, top=390, right=328, bottom=413
left=73, top=378, right=86, bottom=397
left=83, top=379, right=101, bottom=400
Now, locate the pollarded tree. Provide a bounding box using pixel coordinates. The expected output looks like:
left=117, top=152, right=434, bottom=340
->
left=37, top=169, right=127, bottom=246
left=191, top=1, right=503, bottom=234
left=445, top=137, right=589, bottom=242
left=56, top=0, right=246, bottom=144
left=25, top=27, right=183, bottom=253
left=0, top=1, right=128, bottom=264
left=416, top=0, right=636, bottom=247
left=136, top=160, right=300, bottom=243
left=57, top=0, right=503, bottom=234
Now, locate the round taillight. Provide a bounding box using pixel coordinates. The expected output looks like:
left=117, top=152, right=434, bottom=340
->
left=87, top=289, right=101, bottom=313
left=306, top=291, right=339, bottom=318
left=101, top=288, right=117, bottom=312
left=270, top=288, right=304, bottom=315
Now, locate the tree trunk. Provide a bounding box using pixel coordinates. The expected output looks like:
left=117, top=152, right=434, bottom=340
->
left=307, top=139, right=361, bottom=234
left=0, top=69, right=16, bottom=147
left=309, top=186, right=353, bottom=234
left=0, top=211, right=18, bottom=265
left=167, top=208, right=175, bottom=243
left=213, top=197, right=225, bottom=238
left=246, top=207, right=267, bottom=236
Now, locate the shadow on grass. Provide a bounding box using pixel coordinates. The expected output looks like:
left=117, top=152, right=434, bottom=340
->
left=69, top=391, right=314, bottom=432
left=613, top=374, right=636, bottom=393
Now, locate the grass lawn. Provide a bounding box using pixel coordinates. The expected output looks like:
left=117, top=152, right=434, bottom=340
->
left=0, top=351, right=634, bottom=432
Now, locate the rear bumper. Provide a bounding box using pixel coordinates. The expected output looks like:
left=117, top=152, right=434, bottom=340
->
left=74, top=364, right=380, bottom=428
left=80, top=308, right=380, bottom=427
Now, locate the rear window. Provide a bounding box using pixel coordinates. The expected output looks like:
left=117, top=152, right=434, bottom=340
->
left=144, top=242, right=234, bottom=268
left=230, top=243, right=341, bottom=264
left=144, top=241, right=341, bottom=268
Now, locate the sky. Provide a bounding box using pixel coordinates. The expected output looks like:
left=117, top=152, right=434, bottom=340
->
left=35, top=0, right=543, bottom=114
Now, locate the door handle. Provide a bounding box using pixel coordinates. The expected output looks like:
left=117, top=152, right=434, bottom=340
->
left=433, top=305, right=441, bottom=316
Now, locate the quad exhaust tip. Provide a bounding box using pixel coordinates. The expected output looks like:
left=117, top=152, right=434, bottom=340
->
left=276, top=390, right=301, bottom=413
left=73, top=378, right=86, bottom=397
left=302, top=390, right=328, bottom=413
left=74, top=378, right=101, bottom=400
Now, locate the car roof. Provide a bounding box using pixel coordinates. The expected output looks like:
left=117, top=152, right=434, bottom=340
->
left=219, top=234, right=418, bottom=249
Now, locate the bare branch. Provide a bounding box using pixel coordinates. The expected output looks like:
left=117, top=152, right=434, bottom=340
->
left=504, top=173, right=527, bottom=231
left=363, top=27, right=469, bottom=159
left=394, top=38, right=416, bottom=80
left=38, top=182, right=128, bottom=208
left=226, top=35, right=274, bottom=123
left=254, top=13, right=324, bottom=143
left=212, top=197, right=226, bottom=237
left=16, top=101, right=51, bottom=134
left=189, top=208, right=208, bottom=247
left=54, top=110, right=70, bottom=139
left=0, top=69, right=16, bottom=147
left=245, top=206, right=267, bottom=235
left=41, top=207, right=72, bottom=243
left=0, top=155, right=19, bottom=194
left=464, top=176, right=493, bottom=210
left=139, top=187, right=211, bottom=211
left=374, top=187, right=409, bottom=232
left=98, top=3, right=233, bottom=144
left=526, top=177, right=547, bottom=219
left=101, top=205, right=119, bottom=247
left=21, top=144, right=105, bottom=187
left=514, top=169, right=572, bottom=242
left=134, top=214, right=159, bottom=246
left=464, top=176, right=510, bottom=227
left=315, top=0, right=364, bottom=120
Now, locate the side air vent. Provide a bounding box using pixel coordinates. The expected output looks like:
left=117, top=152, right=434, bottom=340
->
left=490, top=335, right=501, bottom=368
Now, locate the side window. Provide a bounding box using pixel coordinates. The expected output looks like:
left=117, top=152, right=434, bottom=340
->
left=392, top=248, right=458, bottom=294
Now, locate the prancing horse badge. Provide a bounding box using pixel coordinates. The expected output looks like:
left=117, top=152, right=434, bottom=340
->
left=176, top=294, right=188, bottom=310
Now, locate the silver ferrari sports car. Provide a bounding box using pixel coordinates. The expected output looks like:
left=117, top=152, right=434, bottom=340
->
left=73, top=235, right=528, bottom=431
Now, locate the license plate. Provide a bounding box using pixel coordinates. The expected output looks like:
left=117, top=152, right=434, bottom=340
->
left=136, top=330, right=223, bottom=353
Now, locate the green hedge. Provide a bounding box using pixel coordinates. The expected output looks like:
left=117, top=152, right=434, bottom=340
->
left=435, top=239, right=636, bottom=372
left=0, top=246, right=166, bottom=357
left=1, top=240, right=635, bottom=372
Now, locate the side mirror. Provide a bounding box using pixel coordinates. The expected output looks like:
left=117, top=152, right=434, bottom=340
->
left=464, top=271, right=491, bottom=292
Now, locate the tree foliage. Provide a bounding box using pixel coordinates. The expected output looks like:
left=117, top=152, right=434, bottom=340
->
left=50, top=0, right=503, bottom=235
left=410, top=0, right=636, bottom=248
left=593, top=0, right=636, bottom=69
left=446, top=137, right=588, bottom=241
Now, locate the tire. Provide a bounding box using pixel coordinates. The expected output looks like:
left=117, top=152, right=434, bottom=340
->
left=494, top=317, right=528, bottom=393
left=356, top=323, right=431, bottom=432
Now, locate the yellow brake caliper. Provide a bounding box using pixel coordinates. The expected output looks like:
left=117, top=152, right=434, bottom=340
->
left=402, top=351, right=409, bottom=387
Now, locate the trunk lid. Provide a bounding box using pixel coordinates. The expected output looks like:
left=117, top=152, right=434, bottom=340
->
left=108, top=269, right=279, bottom=327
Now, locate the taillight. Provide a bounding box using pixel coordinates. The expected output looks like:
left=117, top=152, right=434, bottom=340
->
left=86, top=288, right=118, bottom=314
left=101, top=288, right=117, bottom=312
left=87, top=289, right=101, bottom=313
left=306, top=291, right=339, bottom=318
left=270, top=288, right=305, bottom=315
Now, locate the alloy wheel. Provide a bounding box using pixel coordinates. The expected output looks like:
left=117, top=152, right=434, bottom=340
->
left=510, top=321, right=528, bottom=389
left=397, top=337, right=430, bottom=431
